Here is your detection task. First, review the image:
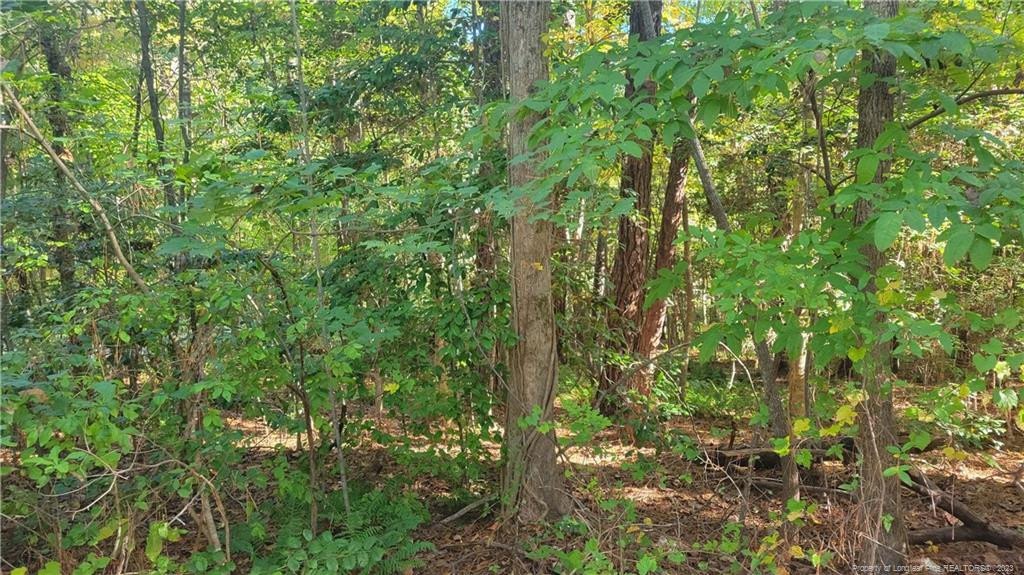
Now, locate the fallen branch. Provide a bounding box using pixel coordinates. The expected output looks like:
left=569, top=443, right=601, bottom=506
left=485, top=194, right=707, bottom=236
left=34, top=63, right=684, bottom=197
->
left=907, top=525, right=1021, bottom=548
left=704, top=446, right=843, bottom=470
left=440, top=496, right=493, bottom=525
left=906, top=468, right=1023, bottom=549
left=749, top=478, right=855, bottom=500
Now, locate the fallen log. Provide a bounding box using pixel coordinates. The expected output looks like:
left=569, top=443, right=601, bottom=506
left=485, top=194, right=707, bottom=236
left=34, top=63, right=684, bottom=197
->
left=749, top=478, right=855, bottom=499
left=907, top=525, right=1022, bottom=548
left=703, top=446, right=841, bottom=470
left=905, top=469, right=1023, bottom=549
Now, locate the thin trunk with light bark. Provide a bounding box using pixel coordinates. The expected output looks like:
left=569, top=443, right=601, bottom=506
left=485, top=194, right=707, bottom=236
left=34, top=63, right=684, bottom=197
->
left=499, top=0, right=570, bottom=523
left=854, top=0, right=907, bottom=567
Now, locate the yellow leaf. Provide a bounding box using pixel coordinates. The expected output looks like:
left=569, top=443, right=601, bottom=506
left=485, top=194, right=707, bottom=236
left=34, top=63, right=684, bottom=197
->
left=531, top=261, right=544, bottom=271
left=789, top=545, right=805, bottom=559
left=383, top=382, right=399, bottom=394
left=626, top=525, right=641, bottom=533
left=792, top=418, right=811, bottom=436
left=643, top=517, right=653, bottom=526
left=941, top=446, right=967, bottom=461
left=835, top=404, right=858, bottom=426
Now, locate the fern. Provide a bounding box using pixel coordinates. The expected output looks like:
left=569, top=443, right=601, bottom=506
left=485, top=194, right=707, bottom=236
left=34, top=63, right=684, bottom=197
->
left=256, top=490, right=432, bottom=574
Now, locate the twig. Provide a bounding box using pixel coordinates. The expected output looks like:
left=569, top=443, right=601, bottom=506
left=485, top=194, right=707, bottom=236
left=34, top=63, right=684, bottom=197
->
left=440, top=496, right=493, bottom=525
left=905, top=88, right=1024, bottom=130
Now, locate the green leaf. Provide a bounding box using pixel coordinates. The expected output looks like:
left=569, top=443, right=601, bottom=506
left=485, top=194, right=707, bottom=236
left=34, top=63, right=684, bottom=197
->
left=637, top=554, right=658, bottom=575
left=968, top=237, right=993, bottom=270
left=874, top=212, right=902, bottom=250
left=906, top=430, right=931, bottom=451
left=940, top=31, right=971, bottom=56
left=146, top=522, right=164, bottom=563
left=864, top=23, right=891, bottom=44
left=693, top=73, right=711, bottom=98
left=943, top=225, right=974, bottom=267
left=856, top=154, right=880, bottom=184
left=972, top=353, right=997, bottom=373
left=795, top=449, right=813, bottom=468
left=621, top=141, right=644, bottom=159
left=993, top=388, right=1019, bottom=410
left=39, top=563, right=61, bottom=575
left=118, top=330, right=130, bottom=343
left=847, top=346, right=868, bottom=362
left=835, top=48, right=858, bottom=69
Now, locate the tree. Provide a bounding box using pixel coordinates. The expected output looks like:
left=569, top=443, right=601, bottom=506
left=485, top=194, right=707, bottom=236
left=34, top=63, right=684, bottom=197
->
left=499, top=0, right=570, bottom=523
left=854, top=0, right=907, bottom=568
left=38, top=20, right=76, bottom=294
left=597, top=0, right=662, bottom=416
left=632, top=141, right=691, bottom=394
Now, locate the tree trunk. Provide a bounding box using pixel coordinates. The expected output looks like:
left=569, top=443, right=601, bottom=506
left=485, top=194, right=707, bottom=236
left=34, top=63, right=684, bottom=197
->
left=499, top=0, right=570, bottom=523
left=592, top=230, right=606, bottom=299
left=177, top=0, right=192, bottom=171
left=596, top=0, right=662, bottom=416
left=680, top=184, right=695, bottom=396
left=39, top=24, right=76, bottom=294
left=136, top=0, right=175, bottom=211
left=473, top=0, right=502, bottom=398
left=631, top=141, right=691, bottom=395
left=854, top=0, right=907, bottom=568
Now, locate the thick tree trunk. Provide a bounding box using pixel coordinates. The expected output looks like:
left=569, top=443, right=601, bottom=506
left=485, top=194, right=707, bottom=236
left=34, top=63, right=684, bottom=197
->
left=39, top=25, right=76, bottom=294
left=597, top=0, right=662, bottom=415
left=499, top=0, right=570, bottom=523
left=854, top=0, right=907, bottom=568
left=631, top=141, right=691, bottom=395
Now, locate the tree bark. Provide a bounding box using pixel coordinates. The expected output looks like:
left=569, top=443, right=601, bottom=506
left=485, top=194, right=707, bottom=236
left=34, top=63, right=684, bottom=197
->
left=177, top=0, right=192, bottom=170
left=597, top=0, right=662, bottom=416
left=136, top=0, right=176, bottom=211
left=39, top=24, right=76, bottom=294
left=854, top=0, right=907, bottom=568
left=499, top=0, right=570, bottom=523
left=679, top=184, right=695, bottom=396
left=472, top=0, right=503, bottom=397
left=631, top=141, right=691, bottom=395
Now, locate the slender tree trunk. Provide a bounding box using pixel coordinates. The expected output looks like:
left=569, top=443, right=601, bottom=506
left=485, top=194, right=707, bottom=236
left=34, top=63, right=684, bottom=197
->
left=687, top=120, right=799, bottom=522
left=592, top=230, right=606, bottom=299
left=473, top=0, right=503, bottom=398
left=499, top=0, right=570, bottom=523
left=597, top=0, right=662, bottom=415
left=39, top=25, right=76, bottom=295
left=177, top=0, right=192, bottom=172
left=855, top=0, right=907, bottom=568
left=680, top=187, right=695, bottom=396
left=136, top=0, right=175, bottom=211
left=631, top=141, right=691, bottom=395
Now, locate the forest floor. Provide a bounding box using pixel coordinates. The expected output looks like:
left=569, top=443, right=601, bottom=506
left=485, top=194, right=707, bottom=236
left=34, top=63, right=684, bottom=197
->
left=228, top=406, right=1024, bottom=575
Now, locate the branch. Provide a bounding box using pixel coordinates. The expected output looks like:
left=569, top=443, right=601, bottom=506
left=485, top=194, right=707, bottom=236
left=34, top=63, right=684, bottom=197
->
left=2, top=84, right=150, bottom=293
left=905, top=88, right=1024, bottom=130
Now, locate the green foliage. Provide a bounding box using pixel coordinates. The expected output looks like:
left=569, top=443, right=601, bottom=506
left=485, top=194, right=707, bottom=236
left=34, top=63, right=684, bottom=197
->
left=2, top=0, right=1023, bottom=571
left=251, top=491, right=432, bottom=575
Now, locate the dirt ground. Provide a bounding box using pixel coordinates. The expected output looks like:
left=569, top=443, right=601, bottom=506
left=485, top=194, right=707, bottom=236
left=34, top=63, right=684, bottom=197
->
left=320, top=412, right=1024, bottom=575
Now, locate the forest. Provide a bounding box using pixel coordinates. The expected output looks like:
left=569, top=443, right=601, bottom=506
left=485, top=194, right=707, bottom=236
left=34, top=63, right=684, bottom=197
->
left=1, top=0, right=1023, bottom=573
